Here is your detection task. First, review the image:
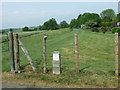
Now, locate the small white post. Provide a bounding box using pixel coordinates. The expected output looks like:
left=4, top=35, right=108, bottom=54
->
left=52, top=51, right=61, bottom=75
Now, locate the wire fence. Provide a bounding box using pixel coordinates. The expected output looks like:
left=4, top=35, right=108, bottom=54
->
left=1, top=32, right=41, bottom=52
left=1, top=31, right=119, bottom=73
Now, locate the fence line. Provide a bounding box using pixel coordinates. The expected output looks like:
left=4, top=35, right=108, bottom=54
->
left=1, top=31, right=115, bottom=44
left=0, top=32, right=40, bottom=44
left=2, top=31, right=119, bottom=76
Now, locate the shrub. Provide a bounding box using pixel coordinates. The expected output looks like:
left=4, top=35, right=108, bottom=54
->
left=22, top=26, right=29, bottom=31
left=39, top=25, right=43, bottom=30
left=22, top=26, right=38, bottom=31
left=85, top=20, right=97, bottom=29
left=10, top=28, right=13, bottom=32
left=60, top=20, right=69, bottom=28
left=100, top=22, right=114, bottom=31
left=111, top=27, right=120, bottom=34
left=33, top=27, right=37, bottom=31
left=91, top=27, right=99, bottom=32
left=100, top=26, right=108, bottom=34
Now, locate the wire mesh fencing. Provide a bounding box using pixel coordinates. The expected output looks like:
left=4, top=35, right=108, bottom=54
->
left=1, top=31, right=118, bottom=75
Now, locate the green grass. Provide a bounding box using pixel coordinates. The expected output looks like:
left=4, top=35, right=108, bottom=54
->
left=1, top=28, right=118, bottom=87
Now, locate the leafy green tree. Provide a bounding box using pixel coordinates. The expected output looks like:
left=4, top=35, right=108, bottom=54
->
left=60, top=20, right=69, bottom=28
left=69, top=19, right=78, bottom=29
left=22, top=26, right=29, bottom=31
left=85, top=20, right=99, bottom=32
left=77, top=14, right=82, bottom=20
left=77, top=14, right=82, bottom=28
left=100, top=22, right=114, bottom=27
left=100, top=21, right=116, bottom=31
left=33, top=27, right=37, bottom=31
left=100, top=26, right=108, bottom=34
left=100, top=9, right=116, bottom=22
left=85, top=20, right=97, bottom=28
left=112, top=27, right=120, bottom=34
left=117, top=13, right=120, bottom=22
left=39, top=25, right=43, bottom=30
left=43, top=18, right=59, bottom=30
left=10, top=28, right=13, bottom=32
left=77, top=13, right=101, bottom=27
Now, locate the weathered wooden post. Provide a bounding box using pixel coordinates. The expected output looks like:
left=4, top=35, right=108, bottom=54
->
left=14, top=33, right=20, bottom=70
left=53, top=51, right=61, bottom=74
left=115, top=33, right=119, bottom=76
left=9, top=31, right=15, bottom=71
left=43, top=33, right=47, bottom=73
left=118, top=34, right=120, bottom=76
left=74, top=33, right=79, bottom=73
left=118, top=33, right=120, bottom=76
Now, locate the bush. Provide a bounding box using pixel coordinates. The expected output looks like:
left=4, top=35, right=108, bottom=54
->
left=111, top=27, right=120, bottom=34
left=100, top=22, right=115, bottom=31
left=39, top=25, right=43, bottom=30
left=22, top=26, right=29, bottom=31
left=10, top=28, right=13, bottom=32
left=22, top=26, right=38, bottom=31
left=60, top=20, right=69, bottom=28
left=100, top=27, right=108, bottom=34
left=91, top=27, right=99, bottom=32
left=33, top=27, right=37, bottom=31
left=85, top=20, right=97, bottom=29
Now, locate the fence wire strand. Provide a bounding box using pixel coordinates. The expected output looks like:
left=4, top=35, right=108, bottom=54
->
left=1, top=31, right=119, bottom=72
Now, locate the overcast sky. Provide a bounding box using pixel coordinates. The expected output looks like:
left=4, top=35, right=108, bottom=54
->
left=1, top=2, right=118, bottom=29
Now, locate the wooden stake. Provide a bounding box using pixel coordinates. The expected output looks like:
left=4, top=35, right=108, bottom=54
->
left=74, top=33, right=79, bottom=72
left=43, top=34, right=47, bottom=73
left=19, top=39, right=36, bottom=71
left=9, top=32, right=15, bottom=71
left=14, top=33, right=20, bottom=70
left=115, top=33, right=119, bottom=76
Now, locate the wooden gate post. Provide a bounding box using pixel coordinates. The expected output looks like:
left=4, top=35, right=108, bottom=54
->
left=115, top=33, right=119, bottom=76
left=43, top=33, right=47, bottom=73
left=14, top=33, right=20, bottom=70
left=74, top=33, right=79, bottom=73
left=9, top=32, right=15, bottom=71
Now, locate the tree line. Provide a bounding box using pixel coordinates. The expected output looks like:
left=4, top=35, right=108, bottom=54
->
left=22, top=9, right=120, bottom=34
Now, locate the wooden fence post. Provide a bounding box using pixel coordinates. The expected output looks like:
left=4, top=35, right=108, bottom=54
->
left=9, top=32, right=15, bottom=71
left=43, top=33, right=47, bottom=73
left=14, top=33, right=20, bottom=70
left=118, top=33, right=120, bottom=76
left=74, top=33, right=79, bottom=73
left=115, top=33, right=119, bottom=76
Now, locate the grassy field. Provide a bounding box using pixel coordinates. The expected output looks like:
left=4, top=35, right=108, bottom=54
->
left=2, top=28, right=118, bottom=88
